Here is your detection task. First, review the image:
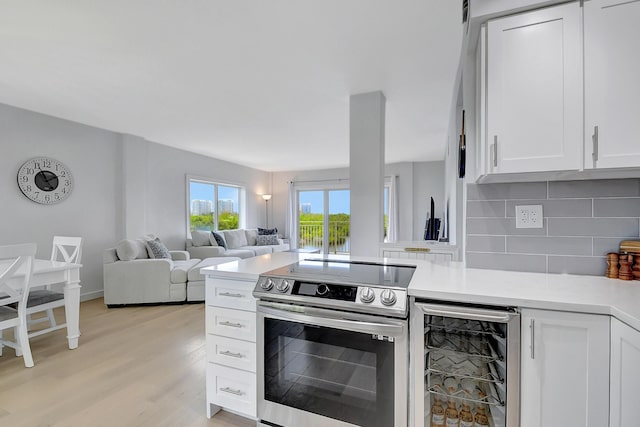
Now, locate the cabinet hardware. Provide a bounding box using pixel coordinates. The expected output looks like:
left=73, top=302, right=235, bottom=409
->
left=219, top=292, right=244, bottom=298
left=592, top=125, right=599, bottom=162
left=220, top=386, right=244, bottom=396
left=219, top=321, right=244, bottom=328
left=220, top=350, right=244, bottom=358
left=493, top=136, right=498, bottom=167
left=530, top=318, right=535, bottom=359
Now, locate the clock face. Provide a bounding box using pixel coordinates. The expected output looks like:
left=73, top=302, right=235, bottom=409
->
left=17, top=157, right=74, bottom=204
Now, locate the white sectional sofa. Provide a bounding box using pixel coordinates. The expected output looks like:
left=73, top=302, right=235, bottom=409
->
left=186, top=228, right=289, bottom=260
left=103, top=236, right=240, bottom=306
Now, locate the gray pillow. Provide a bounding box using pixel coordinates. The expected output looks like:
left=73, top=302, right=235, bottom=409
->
left=245, top=229, right=258, bottom=246
left=191, top=230, right=212, bottom=247
left=115, top=239, right=138, bottom=261
left=224, top=229, right=248, bottom=249
left=257, top=234, right=279, bottom=246
left=145, top=237, right=171, bottom=259
left=211, top=232, right=227, bottom=249
left=258, top=227, right=278, bottom=235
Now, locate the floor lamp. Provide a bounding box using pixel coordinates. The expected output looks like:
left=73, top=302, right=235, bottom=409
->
left=262, top=194, right=272, bottom=227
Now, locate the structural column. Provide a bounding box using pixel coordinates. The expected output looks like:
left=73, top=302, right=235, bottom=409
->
left=349, top=91, right=385, bottom=257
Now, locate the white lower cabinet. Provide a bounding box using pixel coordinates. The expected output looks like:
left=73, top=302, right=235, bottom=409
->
left=205, top=276, right=257, bottom=419
left=520, top=309, right=610, bottom=427
left=610, top=318, right=640, bottom=427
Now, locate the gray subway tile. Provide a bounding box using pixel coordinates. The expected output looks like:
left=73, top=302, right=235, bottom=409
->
left=548, top=256, right=607, bottom=276
left=593, top=198, right=640, bottom=217
left=506, top=236, right=592, bottom=256
left=593, top=238, right=626, bottom=257
left=549, top=179, right=640, bottom=199
left=506, top=199, right=592, bottom=218
left=466, top=252, right=547, bottom=273
left=467, top=201, right=506, bottom=218
left=548, top=218, right=639, bottom=237
left=467, top=218, right=547, bottom=236
left=466, top=236, right=506, bottom=252
left=467, top=182, right=547, bottom=201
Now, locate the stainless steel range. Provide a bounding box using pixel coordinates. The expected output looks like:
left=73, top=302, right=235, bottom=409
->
left=253, top=258, right=416, bottom=427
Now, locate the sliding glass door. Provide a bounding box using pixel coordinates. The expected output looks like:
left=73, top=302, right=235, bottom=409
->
left=298, top=189, right=350, bottom=255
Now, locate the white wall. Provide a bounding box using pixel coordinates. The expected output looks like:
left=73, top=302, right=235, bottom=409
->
left=271, top=161, right=445, bottom=243
left=0, top=103, right=270, bottom=299
left=0, top=104, right=122, bottom=299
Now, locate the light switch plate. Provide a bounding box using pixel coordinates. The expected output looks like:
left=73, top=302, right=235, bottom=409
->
left=515, top=205, right=543, bottom=229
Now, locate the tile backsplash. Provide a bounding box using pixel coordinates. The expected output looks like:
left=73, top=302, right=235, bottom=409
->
left=466, top=179, right=640, bottom=275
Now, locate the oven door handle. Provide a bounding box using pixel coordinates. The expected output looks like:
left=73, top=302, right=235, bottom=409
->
left=258, top=303, right=406, bottom=337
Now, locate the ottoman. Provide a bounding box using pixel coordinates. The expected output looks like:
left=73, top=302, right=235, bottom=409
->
left=186, top=257, right=242, bottom=301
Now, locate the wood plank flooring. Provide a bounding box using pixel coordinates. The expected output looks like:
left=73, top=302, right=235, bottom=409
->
left=0, top=299, right=254, bottom=427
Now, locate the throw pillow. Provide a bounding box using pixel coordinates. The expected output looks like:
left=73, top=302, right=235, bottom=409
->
left=258, top=227, right=278, bottom=235
left=115, top=239, right=138, bottom=261
left=257, top=234, right=280, bottom=246
left=145, top=237, right=172, bottom=259
left=191, top=230, right=212, bottom=247
left=211, top=231, right=227, bottom=249
left=134, top=239, right=149, bottom=259
left=223, top=229, right=248, bottom=249
left=245, top=229, right=258, bottom=246
left=208, top=233, right=219, bottom=246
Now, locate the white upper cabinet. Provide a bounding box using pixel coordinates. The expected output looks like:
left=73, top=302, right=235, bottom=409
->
left=486, top=2, right=583, bottom=174
left=584, top=0, right=640, bottom=169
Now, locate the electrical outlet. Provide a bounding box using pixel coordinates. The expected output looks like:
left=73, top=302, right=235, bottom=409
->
left=515, top=205, right=543, bottom=229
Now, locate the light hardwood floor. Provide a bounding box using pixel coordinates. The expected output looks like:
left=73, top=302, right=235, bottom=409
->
left=0, top=299, right=254, bottom=427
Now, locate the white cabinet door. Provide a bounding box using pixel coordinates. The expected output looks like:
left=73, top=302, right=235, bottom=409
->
left=487, top=3, right=582, bottom=174
left=520, top=309, right=610, bottom=427
left=474, top=24, right=488, bottom=180
left=584, top=0, right=640, bottom=169
left=610, top=318, right=640, bottom=427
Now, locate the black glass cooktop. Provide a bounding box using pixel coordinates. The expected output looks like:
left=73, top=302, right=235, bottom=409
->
left=263, top=259, right=416, bottom=289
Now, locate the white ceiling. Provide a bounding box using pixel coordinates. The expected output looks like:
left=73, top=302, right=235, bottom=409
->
left=0, top=1, right=462, bottom=172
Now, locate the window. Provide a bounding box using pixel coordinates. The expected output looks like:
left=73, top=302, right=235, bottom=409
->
left=297, top=189, right=350, bottom=255
left=187, top=178, right=243, bottom=232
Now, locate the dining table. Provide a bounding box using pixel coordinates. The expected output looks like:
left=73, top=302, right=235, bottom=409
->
left=1, top=258, right=82, bottom=349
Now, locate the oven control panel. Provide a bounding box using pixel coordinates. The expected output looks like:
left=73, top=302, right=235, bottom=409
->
left=255, top=276, right=407, bottom=316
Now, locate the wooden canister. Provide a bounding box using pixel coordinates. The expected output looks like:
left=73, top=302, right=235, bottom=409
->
left=606, top=252, right=619, bottom=279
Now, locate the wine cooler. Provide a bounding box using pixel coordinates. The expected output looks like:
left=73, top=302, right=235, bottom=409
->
left=410, top=300, right=520, bottom=427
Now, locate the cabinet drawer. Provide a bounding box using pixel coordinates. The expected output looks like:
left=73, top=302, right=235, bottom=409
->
left=206, top=277, right=256, bottom=312
left=207, top=363, right=256, bottom=418
left=207, top=335, right=256, bottom=372
left=206, top=306, right=256, bottom=342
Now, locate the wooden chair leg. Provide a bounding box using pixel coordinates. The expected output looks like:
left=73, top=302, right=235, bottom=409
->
left=15, top=324, right=33, bottom=368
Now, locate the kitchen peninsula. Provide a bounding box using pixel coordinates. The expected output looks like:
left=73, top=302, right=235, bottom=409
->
left=202, top=251, right=640, bottom=427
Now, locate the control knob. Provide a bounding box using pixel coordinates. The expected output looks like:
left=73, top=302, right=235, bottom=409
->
left=261, top=278, right=274, bottom=291
left=360, top=287, right=375, bottom=304
left=380, top=289, right=397, bottom=306
left=316, top=284, right=329, bottom=296
left=276, top=279, right=290, bottom=293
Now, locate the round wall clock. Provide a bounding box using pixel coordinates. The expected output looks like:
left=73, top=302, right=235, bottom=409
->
left=17, top=157, right=74, bottom=204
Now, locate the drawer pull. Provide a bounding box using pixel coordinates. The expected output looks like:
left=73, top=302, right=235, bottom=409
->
left=219, top=321, right=244, bottom=328
left=220, top=386, right=245, bottom=396
left=219, top=292, right=245, bottom=298
left=220, top=350, right=244, bottom=358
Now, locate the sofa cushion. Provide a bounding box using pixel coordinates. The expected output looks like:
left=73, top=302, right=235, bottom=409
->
left=135, top=239, right=149, bottom=259
left=191, top=230, right=212, bottom=247
left=115, top=239, right=138, bottom=261
left=245, top=229, right=258, bottom=246
left=145, top=238, right=171, bottom=259
left=208, top=233, right=219, bottom=246
left=258, top=227, right=278, bottom=235
left=239, top=245, right=272, bottom=256
left=170, top=259, right=201, bottom=283
left=187, top=257, right=241, bottom=282
left=257, top=234, right=280, bottom=246
left=224, top=249, right=255, bottom=259
left=211, top=231, right=227, bottom=249
left=223, top=229, right=248, bottom=249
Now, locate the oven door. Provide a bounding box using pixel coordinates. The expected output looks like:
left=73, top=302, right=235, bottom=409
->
left=257, top=300, right=408, bottom=427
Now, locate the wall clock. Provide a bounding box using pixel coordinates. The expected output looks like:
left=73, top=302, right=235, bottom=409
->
left=17, top=157, right=74, bottom=204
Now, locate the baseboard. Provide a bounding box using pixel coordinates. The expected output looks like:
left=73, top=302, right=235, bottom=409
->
left=81, top=290, right=104, bottom=302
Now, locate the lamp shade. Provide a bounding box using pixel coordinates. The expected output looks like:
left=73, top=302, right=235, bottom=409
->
left=262, top=194, right=272, bottom=201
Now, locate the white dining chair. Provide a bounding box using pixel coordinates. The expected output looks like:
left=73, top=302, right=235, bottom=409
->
left=26, top=236, right=82, bottom=338
left=0, top=243, right=36, bottom=368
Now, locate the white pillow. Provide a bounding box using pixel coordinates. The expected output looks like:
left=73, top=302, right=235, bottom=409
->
left=208, top=233, right=219, bottom=246
left=223, top=229, right=248, bottom=249
left=191, top=230, right=212, bottom=247
left=115, top=239, right=138, bottom=261
left=245, top=229, right=258, bottom=246
left=134, top=239, right=149, bottom=259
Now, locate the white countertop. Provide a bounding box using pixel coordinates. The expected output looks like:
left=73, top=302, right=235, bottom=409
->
left=201, top=252, right=640, bottom=331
